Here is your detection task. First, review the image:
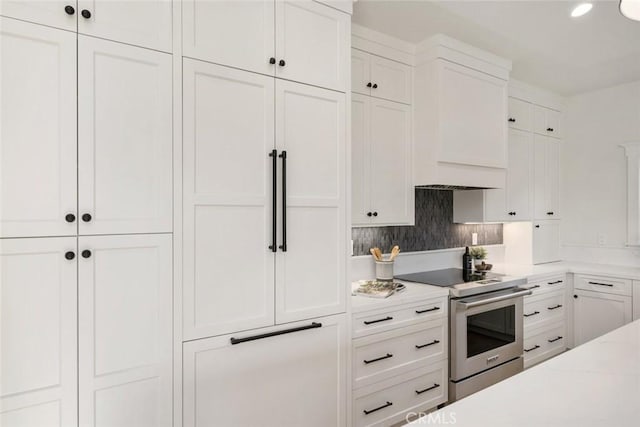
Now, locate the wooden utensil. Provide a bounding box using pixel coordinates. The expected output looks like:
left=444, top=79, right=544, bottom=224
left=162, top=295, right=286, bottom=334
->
left=373, top=247, right=383, bottom=261
left=370, top=248, right=381, bottom=261
left=389, top=245, right=400, bottom=261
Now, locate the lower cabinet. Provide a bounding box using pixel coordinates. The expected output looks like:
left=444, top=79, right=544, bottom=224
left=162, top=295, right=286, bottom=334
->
left=183, top=314, right=347, bottom=427
left=523, top=323, right=566, bottom=369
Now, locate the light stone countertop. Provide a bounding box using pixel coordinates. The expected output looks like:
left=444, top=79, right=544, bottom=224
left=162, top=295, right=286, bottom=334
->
left=350, top=280, right=449, bottom=314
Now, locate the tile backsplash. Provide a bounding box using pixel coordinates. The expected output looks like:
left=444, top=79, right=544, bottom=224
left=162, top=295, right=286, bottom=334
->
left=352, top=189, right=502, bottom=256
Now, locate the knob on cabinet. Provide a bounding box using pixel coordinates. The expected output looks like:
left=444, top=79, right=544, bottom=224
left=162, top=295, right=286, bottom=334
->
left=366, top=82, right=372, bottom=88
left=81, top=250, right=92, bottom=259
left=65, top=213, right=76, bottom=223
left=64, top=5, right=75, bottom=15
left=269, top=57, right=276, bottom=64
left=82, top=213, right=92, bottom=222
left=279, top=59, right=286, bottom=67
left=65, top=251, right=75, bottom=260
left=372, top=83, right=378, bottom=89
left=81, top=9, right=91, bottom=19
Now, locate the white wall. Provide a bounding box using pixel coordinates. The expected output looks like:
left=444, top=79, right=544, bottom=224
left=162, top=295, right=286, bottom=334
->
left=561, top=81, right=640, bottom=266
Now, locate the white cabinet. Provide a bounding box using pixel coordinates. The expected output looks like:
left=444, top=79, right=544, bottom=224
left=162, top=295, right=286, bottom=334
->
left=0, top=237, right=77, bottom=427
left=182, top=0, right=349, bottom=92
left=573, top=274, right=633, bottom=347
left=532, top=221, right=561, bottom=264
left=533, top=105, right=562, bottom=139
left=78, top=36, right=173, bottom=236
left=78, top=234, right=172, bottom=427
left=183, top=315, right=347, bottom=427
left=352, top=94, right=413, bottom=226
left=351, top=49, right=412, bottom=104
left=533, top=135, right=561, bottom=219
left=76, top=0, right=172, bottom=52
left=0, top=0, right=77, bottom=31
left=182, top=60, right=346, bottom=339
left=507, top=97, right=532, bottom=132
left=0, top=18, right=77, bottom=238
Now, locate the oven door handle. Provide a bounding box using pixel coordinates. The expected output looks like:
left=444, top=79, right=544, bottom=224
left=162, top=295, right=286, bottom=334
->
left=456, top=288, right=532, bottom=309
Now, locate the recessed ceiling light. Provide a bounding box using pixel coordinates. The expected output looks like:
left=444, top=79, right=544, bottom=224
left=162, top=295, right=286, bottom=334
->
left=571, top=3, right=593, bottom=17
left=620, top=0, right=640, bottom=21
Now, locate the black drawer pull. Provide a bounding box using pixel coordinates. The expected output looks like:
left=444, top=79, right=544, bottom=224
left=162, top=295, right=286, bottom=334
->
left=230, top=322, right=321, bottom=345
left=364, top=316, right=393, bottom=325
left=588, top=281, right=614, bottom=287
left=523, top=311, right=540, bottom=317
left=548, top=280, right=563, bottom=285
left=524, top=344, right=540, bottom=352
left=547, top=304, right=563, bottom=310
left=364, top=353, right=393, bottom=364
left=528, top=284, right=541, bottom=290
left=548, top=336, right=563, bottom=343
left=416, top=307, right=440, bottom=314
left=364, top=401, right=392, bottom=415
left=415, top=383, right=440, bottom=395
left=508, top=117, right=516, bottom=123
left=415, top=340, right=440, bottom=349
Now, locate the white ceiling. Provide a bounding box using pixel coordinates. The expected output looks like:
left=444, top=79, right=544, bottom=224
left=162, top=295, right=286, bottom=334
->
left=352, top=0, right=640, bottom=96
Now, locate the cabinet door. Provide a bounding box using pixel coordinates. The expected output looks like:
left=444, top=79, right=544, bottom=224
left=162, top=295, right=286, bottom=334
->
left=546, top=108, right=562, bottom=138
left=533, top=105, right=562, bottom=138
left=183, top=315, right=347, bottom=427
left=508, top=97, right=532, bottom=132
left=78, top=36, right=172, bottom=235
left=0, top=0, right=76, bottom=31
left=182, top=59, right=276, bottom=340
left=546, top=138, right=561, bottom=218
left=506, top=129, right=532, bottom=219
left=532, top=221, right=560, bottom=264
left=275, top=0, right=348, bottom=92
left=370, top=55, right=412, bottom=104
left=77, top=0, right=172, bottom=52
left=533, top=134, right=548, bottom=219
left=182, top=0, right=275, bottom=76
left=78, top=234, right=172, bottom=427
left=0, top=237, right=77, bottom=427
left=275, top=81, right=346, bottom=323
left=351, top=94, right=371, bottom=225
left=533, top=104, right=547, bottom=135
left=573, top=290, right=632, bottom=346
left=1, top=18, right=77, bottom=238
left=351, top=48, right=371, bottom=96
left=370, top=98, right=413, bottom=225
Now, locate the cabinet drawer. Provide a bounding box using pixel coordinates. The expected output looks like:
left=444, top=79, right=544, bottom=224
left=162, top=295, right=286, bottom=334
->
left=353, top=361, right=447, bottom=427
left=353, top=319, right=446, bottom=389
left=523, top=323, right=566, bottom=368
left=574, top=274, right=632, bottom=296
left=523, top=290, right=565, bottom=331
left=522, top=274, right=566, bottom=294
left=352, top=298, right=447, bottom=338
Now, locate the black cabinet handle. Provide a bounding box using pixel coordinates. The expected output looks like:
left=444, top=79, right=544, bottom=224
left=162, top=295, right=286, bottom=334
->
left=372, top=83, right=378, bottom=89
left=278, top=59, right=285, bottom=67
left=64, top=251, right=75, bottom=260
left=547, top=211, right=554, bottom=215
left=372, top=212, right=378, bottom=217
left=278, top=151, right=287, bottom=252
left=523, top=311, right=540, bottom=317
left=415, top=383, right=440, bottom=395
left=269, top=57, right=276, bottom=64
left=64, top=5, right=75, bottom=15
left=81, top=9, right=91, bottom=19
left=508, top=117, right=516, bottom=123
left=415, top=307, right=439, bottom=314
left=366, top=82, right=372, bottom=88
left=268, top=150, right=277, bottom=252
left=230, top=322, right=321, bottom=345
left=81, top=250, right=91, bottom=259
left=528, top=284, right=541, bottom=290
left=363, top=353, right=393, bottom=364
left=363, top=401, right=392, bottom=415
left=65, top=213, right=76, bottom=223
left=547, top=127, right=554, bottom=132
left=415, top=339, right=439, bottom=349
left=548, top=280, right=563, bottom=285
left=547, top=304, right=563, bottom=310
left=82, top=213, right=92, bottom=222
left=524, top=344, right=540, bottom=352
left=535, top=224, right=540, bottom=228
left=364, top=316, right=393, bottom=325
left=588, top=281, right=614, bottom=287
left=367, top=212, right=373, bottom=217
left=548, top=336, right=563, bottom=343
left=574, top=294, right=578, bottom=299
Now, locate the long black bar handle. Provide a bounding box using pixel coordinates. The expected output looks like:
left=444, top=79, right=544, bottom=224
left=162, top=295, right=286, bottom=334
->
left=415, top=339, right=440, bottom=349
left=415, top=307, right=440, bottom=314
left=230, top=322, right=321, bottom=345
left=278, top=151, right=287, bottom=252
left=363, top=316, right=393, bottom=325
left=363, top=353, right=393, bottom=364
left=415, top=383, right=440, bottom=395
left=268, top=150, right=278, bottom=252
left=588, top=281, right=614, bottom=287
left=363, top=401, right=392, bottom=415
left=548, top=336, right=563, bottom=343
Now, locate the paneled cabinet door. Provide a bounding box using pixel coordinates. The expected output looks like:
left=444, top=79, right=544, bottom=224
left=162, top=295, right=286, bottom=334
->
left=182, top=59, right=276, bottom=340
left=275, top=81, right=346, bottom=323
left=0, top=237, right=77, bottom=427
left=351, top=94, right=371, bottom=225
left=77, top=0, right=172, bottom=52
left=182, top=0, right=275, bottom=76
left=78, top=36, right=172, bottom=236
left=351, top=48, right=371, bottom=96
left=573, top=290, right=632, bottom=347
left=0, top=18, right=77, bottom=238
left=78, top=234, right=172, bottom=427
left=533, top=135, right=560, bottom=220
left=532, top=221, right=560, bottom=264
left=370, top=55, right=412, bottom=104
left=533, top=105, right=562, bottom=139
left=183, top=315, right=347, bottom=427
left=506, top=128, right=532, bottom=219
left=275, top=0, right=349, bottom=92
left=507, top=97, right=532, bottom=132
left=0, top=0, right=77, bottom=31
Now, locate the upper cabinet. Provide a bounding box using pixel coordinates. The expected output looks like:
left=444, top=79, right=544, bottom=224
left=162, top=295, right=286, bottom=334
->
left=0, top=0, right=172, bottom=51
left=508, top=97, right=533, bottom=132
left=351, top=49, right=412, bottom=104
left=182, top=0, right=349, bottom=92
left=533, top=105, right=563, bottom=139
left=533, top=134, right=561, bottom=219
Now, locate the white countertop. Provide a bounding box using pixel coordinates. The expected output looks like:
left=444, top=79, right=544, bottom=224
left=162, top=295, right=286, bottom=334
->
left=490, top=261, right=640, bottom=281
left=412, top=319, right=640, bottom=427
left=350, top=280, right=448, bottom=313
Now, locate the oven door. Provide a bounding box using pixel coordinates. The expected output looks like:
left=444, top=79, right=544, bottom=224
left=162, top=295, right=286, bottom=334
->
left=450, top=287, right=531, bottom=381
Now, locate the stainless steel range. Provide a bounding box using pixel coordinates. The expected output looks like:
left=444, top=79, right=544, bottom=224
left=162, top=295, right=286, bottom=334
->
left=395, top=268, right=529, bottom=402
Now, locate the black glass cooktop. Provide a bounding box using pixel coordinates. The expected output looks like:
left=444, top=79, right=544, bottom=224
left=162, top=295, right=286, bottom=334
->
left=394, top=268, right=504, bottom=287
